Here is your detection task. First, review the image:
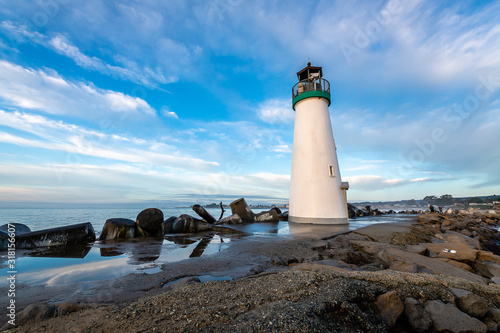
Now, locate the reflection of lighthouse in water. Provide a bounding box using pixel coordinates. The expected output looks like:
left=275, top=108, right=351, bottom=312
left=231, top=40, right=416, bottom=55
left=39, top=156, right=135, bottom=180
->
left=289, top=63, right=349, bottom=224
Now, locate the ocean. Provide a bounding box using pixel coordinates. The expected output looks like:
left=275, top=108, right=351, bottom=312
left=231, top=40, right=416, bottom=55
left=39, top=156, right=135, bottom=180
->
left=0, top=207, right=417, bottom=287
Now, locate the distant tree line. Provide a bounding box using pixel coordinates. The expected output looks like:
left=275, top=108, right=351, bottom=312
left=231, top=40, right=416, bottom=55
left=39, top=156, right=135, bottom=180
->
left=421, top=194, right=499, bottom=205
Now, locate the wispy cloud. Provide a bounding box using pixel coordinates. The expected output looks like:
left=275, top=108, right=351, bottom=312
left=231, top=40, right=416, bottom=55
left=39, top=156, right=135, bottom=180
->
left=0, top=60, right=156, bottom=119
left=257, top=99, right=294, bottom=124
left=0, top=110, right=219, bottom=172
left=0, top=21, right=177, bottom=87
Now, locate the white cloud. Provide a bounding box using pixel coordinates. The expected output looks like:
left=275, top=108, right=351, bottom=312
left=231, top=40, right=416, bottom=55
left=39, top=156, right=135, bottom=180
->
left=271, top=144, right=291, bottom=153
left=0, top=60, right=156, bottom=119
left=161, top=106, right=179, bottom=119
left=0, top=110, right=219, bottom=172
left=344, top=175, right=409, bottom=191
left=0, top=21, right=177, bottom=87
left=50, top=35, right=103, bottom=70
left=257, top=99, right=294, bottom=124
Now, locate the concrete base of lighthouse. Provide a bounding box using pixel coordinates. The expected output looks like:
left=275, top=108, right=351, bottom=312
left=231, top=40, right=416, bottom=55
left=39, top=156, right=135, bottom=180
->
left=288, top=216, right=348, bottom=224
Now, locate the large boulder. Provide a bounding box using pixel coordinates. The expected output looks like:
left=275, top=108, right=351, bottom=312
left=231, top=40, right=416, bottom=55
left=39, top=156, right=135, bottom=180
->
left=473, top=261, right=500, bottom=279
left=216, top=214, right=242, bottom=225
left=99, top=218, right=136, bottom=241
left=0, top=223, right=31, bottom=234
left=424, top=300, right=487, bottom=333
left=404, top=298, right=432, bottom=333
left=372, top=246, right=487, bottom=284
left=255, top=209, right=279, bottom=222
left=278, top=211, right=289, bottom=221
left=164, top=216, right=177, bottom=234
left=230, top=198, right=255, bottom=223
left=374, top=290, right=404, bottom=327
left=136, top=208, right=164, bottom=237
left=421, top=242, right=478, bottom=264
left=11, top=222, right=96, bottom=249
left=172, top=215, right=213, bottom=233
left=449, top=288, right=488, bottom=318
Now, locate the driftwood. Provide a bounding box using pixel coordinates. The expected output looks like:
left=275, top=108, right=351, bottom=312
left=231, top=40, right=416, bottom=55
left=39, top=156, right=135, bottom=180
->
left=219, top=202, right=226, bottom=220
left=192, top=204, right=217, bottom=224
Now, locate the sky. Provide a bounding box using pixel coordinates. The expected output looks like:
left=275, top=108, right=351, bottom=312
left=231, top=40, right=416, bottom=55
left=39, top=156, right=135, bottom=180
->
left=0, top=0, right=499, bottom=207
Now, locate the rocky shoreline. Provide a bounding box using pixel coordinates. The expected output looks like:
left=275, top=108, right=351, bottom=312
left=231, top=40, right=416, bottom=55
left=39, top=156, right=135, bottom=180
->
left=3, top=211, right=500, bottom=332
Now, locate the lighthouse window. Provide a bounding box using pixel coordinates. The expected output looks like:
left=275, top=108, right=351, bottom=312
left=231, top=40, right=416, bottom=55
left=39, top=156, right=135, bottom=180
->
left=329, top=165, right=335, bottom=177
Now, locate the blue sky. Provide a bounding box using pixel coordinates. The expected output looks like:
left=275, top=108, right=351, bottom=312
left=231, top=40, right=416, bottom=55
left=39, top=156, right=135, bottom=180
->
left=0, top=0, right=499, bottom=206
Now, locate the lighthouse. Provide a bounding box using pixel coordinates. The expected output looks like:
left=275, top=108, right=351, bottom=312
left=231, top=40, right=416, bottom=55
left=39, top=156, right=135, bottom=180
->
left=289, top=63, right=349, bottom=224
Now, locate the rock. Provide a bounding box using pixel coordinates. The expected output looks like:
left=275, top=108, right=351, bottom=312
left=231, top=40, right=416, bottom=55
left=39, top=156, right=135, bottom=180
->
left=14, top=303, right=57, bottom=327
left=230, top=198, right=255, bottom=223
left=422, top=242, right=478, bottom=264
left=249, top=265, right=265, bottom=274
left=436, top=258, right=473, bottom=272
left=461, top=229, right=473, bottom=237
left=270, top=207, right=282, bottom=215
left=485, top=319, right=499, bottom=333
left=310, top=240, right=329, bottom=251
left=136, top=208, right=164, bottom=237
left=99, top=218, right=136, bottom=241
left=445, top=208, right=455, bottom=214
left=163, top=277, right=201, bottom=291
left=353, top=223, right=414, bottom=244
left=255, top=209, right=279, bottom=222
left=449, top=288, right=488, bottom=318
left=405, top=244, right=428, bottom=255
left=278, top=211, right=289, bottom=221
left=440, top=232, right=475, bottom=246
left=404, top=298, right=432, bottom=333
left=356, top=209, right=365, bottom=217
left=216, top=214, right=243, bottom=225
left=483, top=308, right=500, bottom=332
left=164, top=216, right=177, bottom=234
left=172, top=215, right=213, bottom=233
left=389, top=260, right=418, bottom=273
left=291, top=262, right=350, bottom=273
left=477, top=251, right=500, bottom=265
left=474, top=261, right=500, bottom=279
left=192, top=204, right=216, bottom=224
left=10, top=222, right=96, bottom=249
left=374, top=247, right=487, bottom=284
left=55, top=302, right=82, bottom=316
left=0, top=223, right=31, bottom=234
left=374, top=290, right=404, bottom=327
left=424, top=300, right=487, bottom=333
left=348, top=207, right=356, bottom=218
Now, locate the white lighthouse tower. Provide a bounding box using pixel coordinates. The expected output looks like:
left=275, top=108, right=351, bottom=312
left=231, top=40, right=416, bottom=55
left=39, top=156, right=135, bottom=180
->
left=289, top=63, right=349, bottom=224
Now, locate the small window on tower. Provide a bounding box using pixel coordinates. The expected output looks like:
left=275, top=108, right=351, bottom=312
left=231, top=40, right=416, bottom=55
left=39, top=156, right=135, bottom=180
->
left=329, top=165, right=335, bottom=177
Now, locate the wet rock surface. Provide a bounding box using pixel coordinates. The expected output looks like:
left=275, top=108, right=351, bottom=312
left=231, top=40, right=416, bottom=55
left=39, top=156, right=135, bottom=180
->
left=4, top=211, right=500, bottom=332
left=135, top=208, right=164, bottom=237
left=99, top=218, right=136, bottom=241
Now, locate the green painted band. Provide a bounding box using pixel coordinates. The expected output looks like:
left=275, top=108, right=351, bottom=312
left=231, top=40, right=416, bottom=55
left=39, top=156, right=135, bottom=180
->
left=292, top=90, right=331, bottom=110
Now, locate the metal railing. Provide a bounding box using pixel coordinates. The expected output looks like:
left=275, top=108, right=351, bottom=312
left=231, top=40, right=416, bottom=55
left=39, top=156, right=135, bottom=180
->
left=292, top=78, right=330, bottom=99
